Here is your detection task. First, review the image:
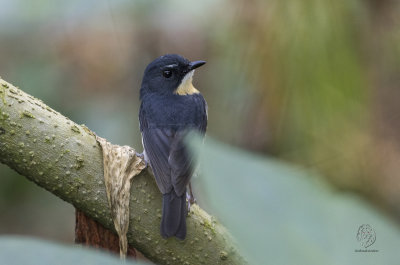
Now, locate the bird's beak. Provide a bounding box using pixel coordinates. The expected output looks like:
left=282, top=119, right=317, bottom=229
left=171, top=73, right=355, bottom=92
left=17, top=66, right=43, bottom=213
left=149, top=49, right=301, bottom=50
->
left=188, top=60, right=206, bottom=71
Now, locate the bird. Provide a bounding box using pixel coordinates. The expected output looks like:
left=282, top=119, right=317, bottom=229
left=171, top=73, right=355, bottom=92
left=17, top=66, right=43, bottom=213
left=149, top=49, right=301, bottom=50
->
left=138, top=54, right=207, bottom=240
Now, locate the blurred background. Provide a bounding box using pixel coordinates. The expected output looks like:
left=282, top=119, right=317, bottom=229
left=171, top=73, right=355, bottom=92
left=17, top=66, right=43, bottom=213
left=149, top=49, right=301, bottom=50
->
left=0, top=0, right=399, bottom=247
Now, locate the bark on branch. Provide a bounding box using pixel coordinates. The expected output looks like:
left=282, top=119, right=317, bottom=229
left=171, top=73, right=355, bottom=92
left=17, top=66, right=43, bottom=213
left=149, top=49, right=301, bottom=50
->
left=0, top=78, right=247, bottom=265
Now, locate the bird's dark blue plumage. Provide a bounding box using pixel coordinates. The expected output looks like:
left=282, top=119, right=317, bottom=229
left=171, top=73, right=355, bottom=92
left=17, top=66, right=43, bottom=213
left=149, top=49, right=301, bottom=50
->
left=139, top=54, right=207, bottom=239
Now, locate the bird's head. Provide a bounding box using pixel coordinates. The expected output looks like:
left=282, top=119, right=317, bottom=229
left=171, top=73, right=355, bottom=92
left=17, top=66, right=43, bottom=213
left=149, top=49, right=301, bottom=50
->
left=140, top=54, right=206, bottom=98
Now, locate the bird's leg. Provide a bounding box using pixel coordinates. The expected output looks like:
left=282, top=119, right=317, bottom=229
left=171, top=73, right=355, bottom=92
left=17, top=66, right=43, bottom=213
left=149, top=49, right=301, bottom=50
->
left=135, top=152, right=148, bottom=168
left=186, top=182, right=197, bottom=213
left=189, top=182, right=196, bottom=204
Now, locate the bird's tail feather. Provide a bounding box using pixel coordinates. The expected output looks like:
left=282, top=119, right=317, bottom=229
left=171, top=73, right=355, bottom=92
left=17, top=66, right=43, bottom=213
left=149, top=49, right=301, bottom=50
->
left=161, top=191, right=186, bottom=240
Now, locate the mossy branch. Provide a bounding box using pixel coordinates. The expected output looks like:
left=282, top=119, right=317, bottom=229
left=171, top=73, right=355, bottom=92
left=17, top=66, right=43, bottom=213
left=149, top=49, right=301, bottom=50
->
left=0, top=79, right=247, bottom=265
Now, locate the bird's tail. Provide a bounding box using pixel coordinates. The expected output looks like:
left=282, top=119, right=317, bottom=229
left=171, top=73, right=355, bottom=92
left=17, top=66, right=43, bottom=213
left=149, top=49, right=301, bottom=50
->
left=161, top=191, right=186, bottom=240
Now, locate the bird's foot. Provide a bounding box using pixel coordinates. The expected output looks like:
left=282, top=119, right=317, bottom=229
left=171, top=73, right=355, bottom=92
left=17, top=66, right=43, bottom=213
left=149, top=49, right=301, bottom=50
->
left=186, top=192, right=197, bottom=213
left=136, top=152, right=148, bottom=168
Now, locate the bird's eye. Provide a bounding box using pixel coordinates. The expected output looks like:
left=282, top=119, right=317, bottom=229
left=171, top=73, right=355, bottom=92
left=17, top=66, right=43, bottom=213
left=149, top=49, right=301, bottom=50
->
left=163, top=70, right=172, bottom=78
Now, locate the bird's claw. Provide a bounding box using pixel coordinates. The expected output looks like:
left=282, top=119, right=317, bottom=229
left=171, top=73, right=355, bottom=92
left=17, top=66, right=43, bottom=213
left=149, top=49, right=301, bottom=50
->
left=136, top=152, right=148, bottom=168
left=186, top=192, right=197, bottom=213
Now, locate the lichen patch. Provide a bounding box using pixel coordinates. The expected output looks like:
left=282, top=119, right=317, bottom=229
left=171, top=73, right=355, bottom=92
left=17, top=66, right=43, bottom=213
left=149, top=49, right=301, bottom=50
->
left=21, top=110, right=35, bottom=119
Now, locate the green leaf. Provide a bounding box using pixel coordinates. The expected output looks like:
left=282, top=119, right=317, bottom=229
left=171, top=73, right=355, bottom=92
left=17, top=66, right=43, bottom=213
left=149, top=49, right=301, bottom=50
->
left=0, top=236, right=147, bottom=265
left=192, top=137, right=400, bottom=265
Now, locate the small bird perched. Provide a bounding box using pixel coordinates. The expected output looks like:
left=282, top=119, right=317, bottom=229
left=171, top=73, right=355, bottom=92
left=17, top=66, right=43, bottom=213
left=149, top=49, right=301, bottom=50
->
left=139, top=54, right=207, bottom=240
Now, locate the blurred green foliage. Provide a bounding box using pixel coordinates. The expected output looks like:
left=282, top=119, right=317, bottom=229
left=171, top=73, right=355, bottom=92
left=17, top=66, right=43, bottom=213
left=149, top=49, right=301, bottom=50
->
left=192, top=137, right=400, bottom=265
left=0, top=0, right=399, bottom=257
left=0, top=236, right=146, bottom=265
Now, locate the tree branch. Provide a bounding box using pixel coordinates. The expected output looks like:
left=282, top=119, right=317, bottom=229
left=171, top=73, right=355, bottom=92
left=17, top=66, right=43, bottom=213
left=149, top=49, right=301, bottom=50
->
left=0, top=78, right=247, bottom=265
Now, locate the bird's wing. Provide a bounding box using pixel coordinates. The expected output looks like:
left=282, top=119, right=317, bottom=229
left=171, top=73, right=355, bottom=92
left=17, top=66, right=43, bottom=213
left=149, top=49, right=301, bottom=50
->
left=140, top=102, right=173, bottom=194
left=142, top=128, right=193, bottom=196
left=141, top=127, right=174, bottom=194
left=139, top=95, right=208, bottom=196
left=169, top=95, right=208, bottom=196
left=168, top=130, right=194, bottom=196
